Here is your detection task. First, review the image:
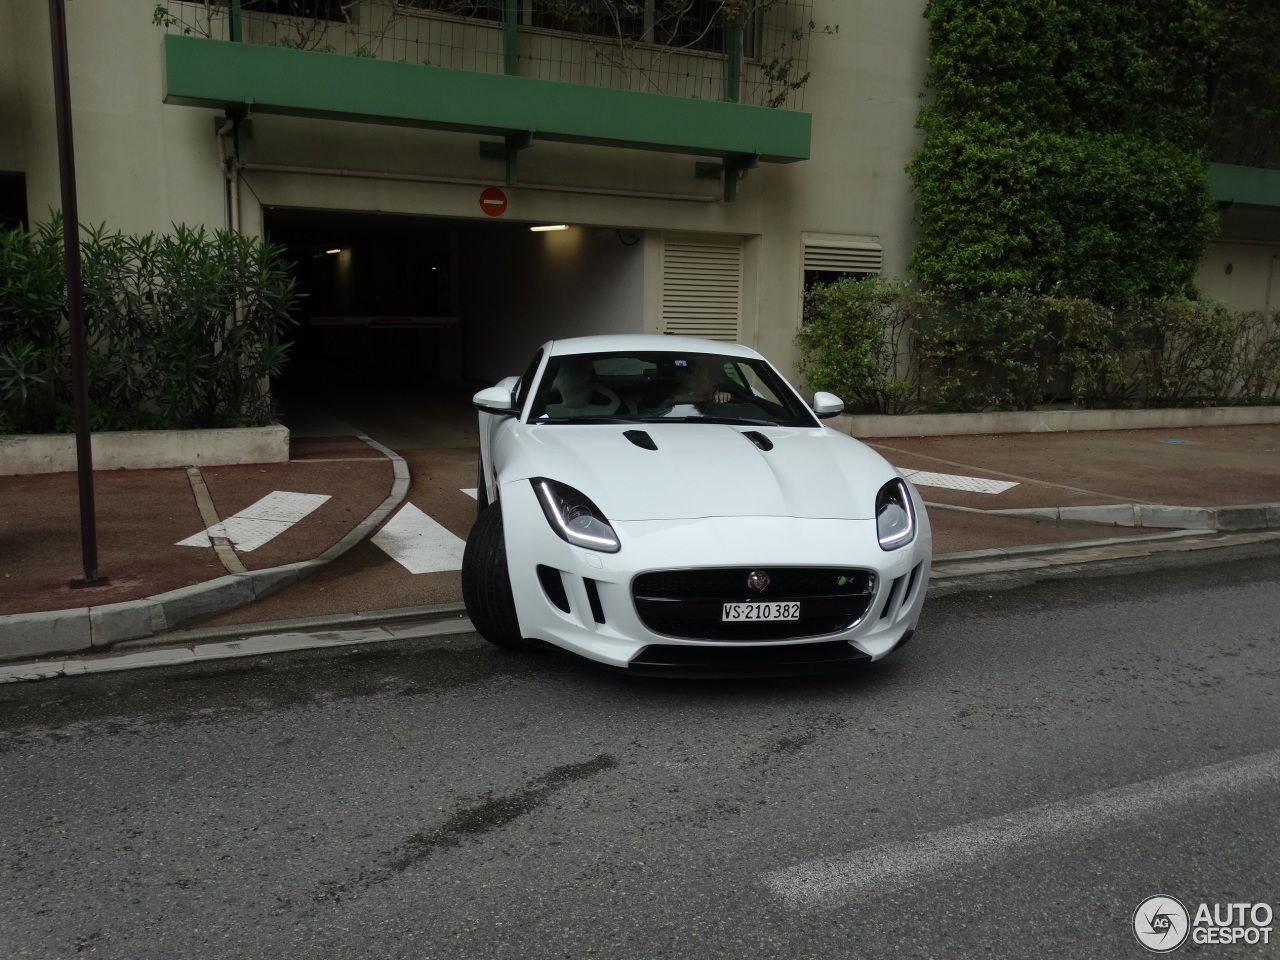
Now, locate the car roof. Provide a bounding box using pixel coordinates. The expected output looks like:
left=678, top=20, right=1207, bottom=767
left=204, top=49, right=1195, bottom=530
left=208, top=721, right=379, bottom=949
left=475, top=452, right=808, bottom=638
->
left=544, top=334, right=764, bottom=360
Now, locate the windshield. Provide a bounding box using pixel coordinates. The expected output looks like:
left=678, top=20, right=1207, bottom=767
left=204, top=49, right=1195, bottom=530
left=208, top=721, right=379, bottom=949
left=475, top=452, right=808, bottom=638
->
left=526, top=351, right=820, bottom=427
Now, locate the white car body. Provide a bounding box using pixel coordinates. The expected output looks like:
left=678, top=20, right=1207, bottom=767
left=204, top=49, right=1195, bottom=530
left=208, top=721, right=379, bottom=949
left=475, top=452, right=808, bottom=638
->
left=464, top=334, right=931, bottom=676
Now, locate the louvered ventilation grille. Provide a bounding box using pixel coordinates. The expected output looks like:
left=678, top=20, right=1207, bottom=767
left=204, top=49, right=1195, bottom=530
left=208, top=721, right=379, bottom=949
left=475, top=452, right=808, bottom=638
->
left=802, top=240, right=882, bottom=275
left=660, top=238, right=742, bottom=342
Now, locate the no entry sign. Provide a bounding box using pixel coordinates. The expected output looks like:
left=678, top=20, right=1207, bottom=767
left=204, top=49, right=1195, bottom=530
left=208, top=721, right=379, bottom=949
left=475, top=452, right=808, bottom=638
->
left=479, top=186, right=508, bottom=217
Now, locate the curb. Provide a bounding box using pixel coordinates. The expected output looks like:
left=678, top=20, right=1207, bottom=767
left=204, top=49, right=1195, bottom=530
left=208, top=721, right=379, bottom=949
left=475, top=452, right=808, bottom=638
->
left=0, top=433, right=410, bottom=664
left=927, top=500, right=1280, bottom=532
left=830, top=405, right=1280, bottom=438
left=5, top=530, right=1280, bottom=683
left=0, top=607, right=472, bottom=684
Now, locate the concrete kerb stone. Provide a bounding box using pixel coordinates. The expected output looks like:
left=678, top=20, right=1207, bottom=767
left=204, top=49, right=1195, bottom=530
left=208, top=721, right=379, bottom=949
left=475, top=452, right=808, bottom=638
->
left=940, top=502, right=1280, bottom=532
left=832, top=405, right=1280, bottom=438
left=90, top=600, right=167, bottom=648
left=1215, top=505, right=1274, bottom=532
left=931, top=528, right=1206, bottom=566
left=1137, top=505, right=1215, bottom=530
left=0, top=607, right=92, bottom=661
left=0, top=434, right=411, bottom=664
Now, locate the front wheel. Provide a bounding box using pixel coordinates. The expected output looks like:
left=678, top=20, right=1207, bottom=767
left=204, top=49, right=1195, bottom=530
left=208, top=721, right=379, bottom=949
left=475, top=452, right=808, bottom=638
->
left=461, top=504, right=527, bottom=649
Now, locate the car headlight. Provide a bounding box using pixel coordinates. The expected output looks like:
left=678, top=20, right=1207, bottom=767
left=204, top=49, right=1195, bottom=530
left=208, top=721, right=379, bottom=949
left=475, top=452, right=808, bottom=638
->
left=532, top=478, right=621, bottom=553
left=876, top=478, right=916, bottom=550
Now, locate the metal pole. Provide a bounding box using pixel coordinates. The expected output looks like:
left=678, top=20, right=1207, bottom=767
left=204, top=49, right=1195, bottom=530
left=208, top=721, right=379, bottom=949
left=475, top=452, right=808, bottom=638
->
left=48, top=0, right=99, bottom=585
left=503, top=0, right=518, bottom=75
left=725, top=12, right=742, bottom=103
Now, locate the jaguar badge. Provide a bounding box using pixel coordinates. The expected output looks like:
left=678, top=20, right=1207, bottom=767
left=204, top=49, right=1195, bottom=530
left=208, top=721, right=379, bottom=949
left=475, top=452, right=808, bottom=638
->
left=746, top=570, right=770, bottom=593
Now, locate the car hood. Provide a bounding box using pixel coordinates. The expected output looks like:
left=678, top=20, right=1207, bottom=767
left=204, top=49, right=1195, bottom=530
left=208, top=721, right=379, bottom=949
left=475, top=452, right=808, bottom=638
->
left=497, top=423, right=898, bottom=521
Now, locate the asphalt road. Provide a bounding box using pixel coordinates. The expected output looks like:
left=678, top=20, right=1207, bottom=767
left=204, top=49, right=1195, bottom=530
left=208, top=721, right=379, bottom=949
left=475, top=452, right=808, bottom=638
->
left=2, top=550, right=1279, bottom=960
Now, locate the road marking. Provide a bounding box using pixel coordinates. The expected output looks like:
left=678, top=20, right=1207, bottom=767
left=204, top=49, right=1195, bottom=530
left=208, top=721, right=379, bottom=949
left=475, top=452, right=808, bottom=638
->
left=372, top=502, right=467, bottom=574
left=900, top=469, right=1018, bottom=495
left=177, top=491, right=330, bottom=552
left=460, top=488, right=478, bottom=499
left=763, top=750, right=1280, bottom=909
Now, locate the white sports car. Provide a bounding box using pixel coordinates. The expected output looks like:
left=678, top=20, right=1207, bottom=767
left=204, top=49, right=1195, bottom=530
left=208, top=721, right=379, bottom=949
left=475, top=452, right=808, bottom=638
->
left=462, top=335, right=931, bottom=676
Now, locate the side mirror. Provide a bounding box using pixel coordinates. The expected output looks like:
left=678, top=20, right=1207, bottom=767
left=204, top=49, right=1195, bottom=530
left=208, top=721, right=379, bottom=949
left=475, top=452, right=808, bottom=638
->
left=812, top=391, right=845, bottom=420
left=473, top=385, right=519, bottom=416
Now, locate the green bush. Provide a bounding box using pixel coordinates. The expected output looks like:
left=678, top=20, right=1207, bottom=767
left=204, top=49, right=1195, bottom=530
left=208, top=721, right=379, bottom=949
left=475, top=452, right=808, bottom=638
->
left=916, top=291, right=1076, bottom=411
left=0, top=220, right=68, bottom=433
left=796, top=278, right=1280, bottom=413
left=909, top=0, right=1220, bottom=304
left=0, top=218, right=299, bottom=434
left=796, top=276, right=936, bottom=414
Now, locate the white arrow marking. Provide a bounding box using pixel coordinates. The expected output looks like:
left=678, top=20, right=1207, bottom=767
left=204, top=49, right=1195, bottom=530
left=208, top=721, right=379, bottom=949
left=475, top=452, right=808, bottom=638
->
left=372, top=503, right=467, bottom=574
left=177, top=491, right=331, bottom=552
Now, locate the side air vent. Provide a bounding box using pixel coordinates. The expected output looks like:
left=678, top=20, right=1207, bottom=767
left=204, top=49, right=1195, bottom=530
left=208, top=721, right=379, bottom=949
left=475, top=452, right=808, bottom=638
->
left=584, top=579, right=607, bottom=624
left=741, top=430, right=773, bottom=451
left=624, top=430, right=658, bottom=450
left=536, top=565, right=571, bottom=613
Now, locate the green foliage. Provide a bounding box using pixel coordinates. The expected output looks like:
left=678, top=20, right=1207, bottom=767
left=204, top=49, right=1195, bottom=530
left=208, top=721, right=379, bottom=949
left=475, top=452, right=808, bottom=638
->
left=0, top=220, right=68, bottom=432
left=909, top=0, right=1220, bottom=302
left=0, top=219, right=300, bottom=435
left=1206, top=0, right=1280, bottom=168
left=916, top=291, right=1063, bottom=411
left=796, top=277, right=1280, bottom=413
left=796, top=276, right=935, bottom=413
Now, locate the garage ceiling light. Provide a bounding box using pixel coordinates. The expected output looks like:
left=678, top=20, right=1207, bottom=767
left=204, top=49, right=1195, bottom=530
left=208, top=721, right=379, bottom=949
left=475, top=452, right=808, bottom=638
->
left=530, top=224, right=569, bottom=232
left=325, top=248, right=342, bottom=254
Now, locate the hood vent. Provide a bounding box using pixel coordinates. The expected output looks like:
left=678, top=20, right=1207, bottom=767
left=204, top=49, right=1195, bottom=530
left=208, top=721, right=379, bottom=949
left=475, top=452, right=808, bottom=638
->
left=741, top=430, right=774, bottom=451
left=624, top=429, right=658, bottom=451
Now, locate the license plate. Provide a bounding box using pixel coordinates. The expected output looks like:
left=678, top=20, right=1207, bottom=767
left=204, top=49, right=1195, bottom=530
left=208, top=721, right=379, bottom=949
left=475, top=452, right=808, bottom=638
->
left=721, top=602, right=801, bottom=622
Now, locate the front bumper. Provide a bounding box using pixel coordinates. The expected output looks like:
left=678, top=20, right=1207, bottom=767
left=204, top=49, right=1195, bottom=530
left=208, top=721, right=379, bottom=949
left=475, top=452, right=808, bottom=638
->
left=500, top=481, right=932, bottom=671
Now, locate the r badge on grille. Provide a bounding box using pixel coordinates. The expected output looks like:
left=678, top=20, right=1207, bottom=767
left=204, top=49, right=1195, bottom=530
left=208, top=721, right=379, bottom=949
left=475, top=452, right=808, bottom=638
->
left=746, top=570, right=770, bottom=593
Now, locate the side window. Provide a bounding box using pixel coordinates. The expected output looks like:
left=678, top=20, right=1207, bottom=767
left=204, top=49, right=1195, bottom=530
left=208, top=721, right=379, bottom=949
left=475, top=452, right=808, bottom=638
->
left=514, top=349, right=544, bottom=414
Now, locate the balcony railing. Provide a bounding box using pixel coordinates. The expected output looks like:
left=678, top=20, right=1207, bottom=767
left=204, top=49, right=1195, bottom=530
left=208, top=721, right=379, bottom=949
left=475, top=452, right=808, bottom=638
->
left=157, top=0, right=817, bottom=110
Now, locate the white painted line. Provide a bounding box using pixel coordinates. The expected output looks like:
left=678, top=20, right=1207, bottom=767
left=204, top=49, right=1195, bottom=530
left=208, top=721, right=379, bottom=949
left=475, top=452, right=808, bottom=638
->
left=372, top=503, right=467, bottom=574
left=460, top=488, right=478, bottom=500
left=177, top=491, right=331, bottom=552
left=901, top=469, right=1018, bottom=495
left=763, top=750, right=1280, bottom=909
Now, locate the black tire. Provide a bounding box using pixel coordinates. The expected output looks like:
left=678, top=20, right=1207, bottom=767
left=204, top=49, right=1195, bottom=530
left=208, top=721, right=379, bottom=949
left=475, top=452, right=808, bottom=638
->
left=475, top=454, right=490, bottom=517
left=462, top=504, right=526, bottom=649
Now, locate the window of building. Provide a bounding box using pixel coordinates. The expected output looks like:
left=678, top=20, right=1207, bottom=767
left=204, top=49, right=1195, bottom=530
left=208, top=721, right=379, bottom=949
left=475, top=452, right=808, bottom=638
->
left=801, top=233, right=882, bottom=291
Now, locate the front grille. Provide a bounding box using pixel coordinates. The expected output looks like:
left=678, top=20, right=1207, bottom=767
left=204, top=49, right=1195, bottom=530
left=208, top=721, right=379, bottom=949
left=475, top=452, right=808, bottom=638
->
left=632, top=567, right=875, bottom=641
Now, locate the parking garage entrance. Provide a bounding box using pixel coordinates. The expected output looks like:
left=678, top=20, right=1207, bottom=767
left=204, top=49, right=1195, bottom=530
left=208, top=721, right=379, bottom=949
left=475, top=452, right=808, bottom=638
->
left=263, top=207, right=646, bottom=448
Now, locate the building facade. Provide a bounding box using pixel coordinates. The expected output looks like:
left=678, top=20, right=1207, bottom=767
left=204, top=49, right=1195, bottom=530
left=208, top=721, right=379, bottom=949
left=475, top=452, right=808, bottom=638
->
left=1, top=0, right=1277, bottom=389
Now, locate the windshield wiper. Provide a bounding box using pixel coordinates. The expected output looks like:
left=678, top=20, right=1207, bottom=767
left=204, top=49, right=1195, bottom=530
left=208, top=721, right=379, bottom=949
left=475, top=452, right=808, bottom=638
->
left=637, top=416, right=782, bottom=426
left=533, top=416, right=646, bottom=425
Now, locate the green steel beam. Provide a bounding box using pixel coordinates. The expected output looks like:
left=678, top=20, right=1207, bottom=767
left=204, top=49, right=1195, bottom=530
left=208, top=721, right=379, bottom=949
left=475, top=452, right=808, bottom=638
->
left=503, top=0, right=518, bottom=75
left=162, top=34, right=810, bottom=163
left=1210, top=163, right=1280, bottom=209
left=724, top=16, right=741, bottom=104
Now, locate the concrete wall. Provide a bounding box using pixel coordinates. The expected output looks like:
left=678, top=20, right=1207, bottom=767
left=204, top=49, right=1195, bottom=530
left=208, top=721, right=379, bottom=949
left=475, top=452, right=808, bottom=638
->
left=1197, top=207, right=1280, bottom=312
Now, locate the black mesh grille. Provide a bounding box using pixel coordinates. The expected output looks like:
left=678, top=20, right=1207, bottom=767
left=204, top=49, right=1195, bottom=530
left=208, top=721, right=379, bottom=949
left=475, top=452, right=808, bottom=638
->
left=632, top=567, right=875, bottom=641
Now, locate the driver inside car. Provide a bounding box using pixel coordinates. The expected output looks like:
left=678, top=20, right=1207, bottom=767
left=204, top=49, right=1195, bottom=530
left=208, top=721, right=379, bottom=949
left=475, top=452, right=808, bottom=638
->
left=661, top=357, right=732, bottom=416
